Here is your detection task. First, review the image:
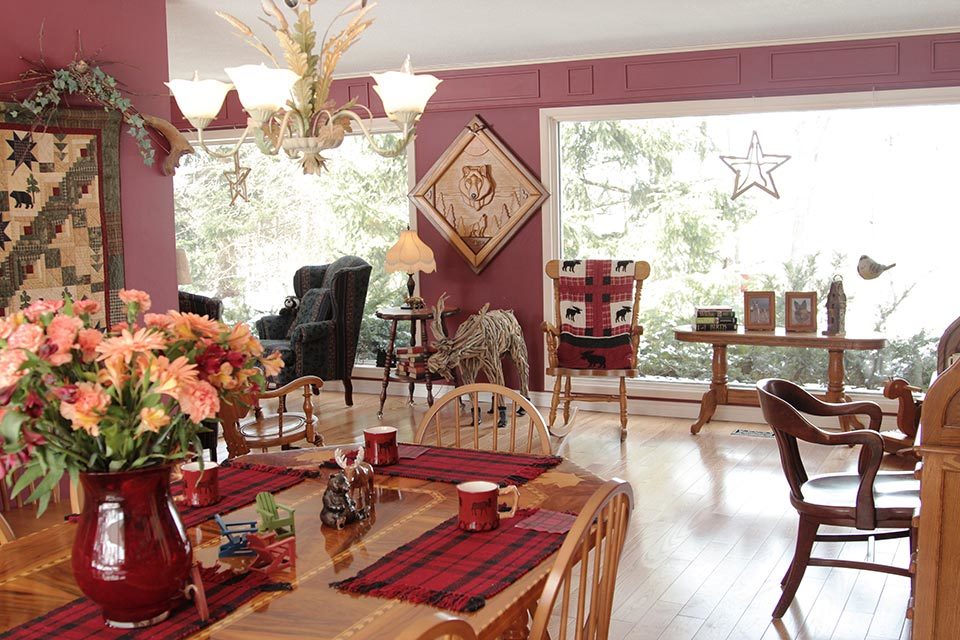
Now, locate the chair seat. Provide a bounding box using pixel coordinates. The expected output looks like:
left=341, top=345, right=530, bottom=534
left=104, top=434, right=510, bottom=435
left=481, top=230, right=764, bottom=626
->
left=239, top=412, right=316, bottom=447
left=800, top=471, right=919, bottom=513
left=547, top=367, right=638, bottom=377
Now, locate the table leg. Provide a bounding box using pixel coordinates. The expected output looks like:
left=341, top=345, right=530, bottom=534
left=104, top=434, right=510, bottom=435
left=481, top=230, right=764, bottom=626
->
left=378, top=320, right=399, bottom=420
left=408, top=319, right=417, bottom=406
left=501, top=608, right=530, bottom=640
left=422, top=318, right=434, bottom=406
left=826, top=349, right=862, bottom=431
left=691, top=344, right=727, bottom=434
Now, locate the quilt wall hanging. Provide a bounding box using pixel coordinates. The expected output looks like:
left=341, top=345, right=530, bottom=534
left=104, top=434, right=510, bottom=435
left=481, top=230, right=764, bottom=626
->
left=0, top=103, right=124, bottom=326
left=409, top=116, right=548, bottom=274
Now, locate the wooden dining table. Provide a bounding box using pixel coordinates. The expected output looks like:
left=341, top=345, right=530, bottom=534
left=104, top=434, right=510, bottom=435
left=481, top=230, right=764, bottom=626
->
left=0, top=448, right=603, bottom=639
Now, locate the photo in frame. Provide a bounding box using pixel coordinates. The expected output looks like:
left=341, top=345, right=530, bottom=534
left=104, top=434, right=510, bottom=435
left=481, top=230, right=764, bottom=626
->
left=785, top=291, right=818, bottom=333
left=409, top=115, right=548, bottom=274
left=743, top=291, right=775, bottom=331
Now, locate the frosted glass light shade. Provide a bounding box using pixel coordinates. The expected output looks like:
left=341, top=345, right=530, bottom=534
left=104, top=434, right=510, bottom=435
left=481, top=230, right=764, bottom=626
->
left=372, top=56, right=441, bottom=121
left=165, top=75, right=232, bottom=129
left=225, top=64, right=299, bottom=122
left=175, top=248, right=193, bottom=286
left=384, top=229, right=436, bottom=274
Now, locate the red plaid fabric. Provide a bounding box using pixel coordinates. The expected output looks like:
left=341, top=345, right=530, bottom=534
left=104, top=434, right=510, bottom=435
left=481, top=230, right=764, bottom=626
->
left=515, top=509, right=577, bottom=534
left=326, top=444, right=562, bottom=487
left=330, top=508, right=565, bottom=612
left=0, top=566, right=280, bottom=639
left=557, top=260, right=635, bottom=337
left=66, top=462, right=319, bottom=528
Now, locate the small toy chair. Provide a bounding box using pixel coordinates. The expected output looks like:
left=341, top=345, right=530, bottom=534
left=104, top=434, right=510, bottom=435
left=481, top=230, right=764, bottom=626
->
left=215, top=513, right=258, bottom=558
left=248, top=531, right=296, bottom=575
left=255, top=492, right=296, bottom=539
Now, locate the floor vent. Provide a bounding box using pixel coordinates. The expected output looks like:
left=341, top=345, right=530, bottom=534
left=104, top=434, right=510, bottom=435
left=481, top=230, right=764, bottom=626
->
left=731, top=428, right=775, bottom=438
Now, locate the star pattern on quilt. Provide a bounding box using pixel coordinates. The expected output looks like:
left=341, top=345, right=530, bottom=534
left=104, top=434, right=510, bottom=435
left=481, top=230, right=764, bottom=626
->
left=6, top=131, right=37, bottom=173
left=0, top=214, right=10, bottom=250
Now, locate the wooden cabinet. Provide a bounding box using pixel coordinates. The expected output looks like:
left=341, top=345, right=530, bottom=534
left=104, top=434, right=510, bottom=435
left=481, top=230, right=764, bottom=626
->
left=913, top=360, right=960, bottom=638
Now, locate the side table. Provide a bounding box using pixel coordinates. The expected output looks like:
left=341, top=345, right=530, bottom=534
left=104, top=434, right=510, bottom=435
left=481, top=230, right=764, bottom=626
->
left=376, top=306, right=460, bottom=419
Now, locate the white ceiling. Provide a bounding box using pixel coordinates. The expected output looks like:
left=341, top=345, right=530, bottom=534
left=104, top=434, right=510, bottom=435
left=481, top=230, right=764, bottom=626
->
left=166, top=0, right=960, bottom=82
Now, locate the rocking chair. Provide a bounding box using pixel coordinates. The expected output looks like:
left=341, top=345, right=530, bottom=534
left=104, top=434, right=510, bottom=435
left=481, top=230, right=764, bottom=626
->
left=542, top=259, right=651, bottom=441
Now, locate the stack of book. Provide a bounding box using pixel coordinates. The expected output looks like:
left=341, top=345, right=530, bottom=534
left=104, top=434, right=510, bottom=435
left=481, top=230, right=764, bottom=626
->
left=694, top=306, right=738, bottom=331
left=395, top=346, right=432, bottom=379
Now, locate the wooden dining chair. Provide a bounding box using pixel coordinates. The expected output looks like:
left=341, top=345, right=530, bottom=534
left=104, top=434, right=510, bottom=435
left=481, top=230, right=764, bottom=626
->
left=218, top=375, right=324, bottom=458
left=528, top=480, right=634, bottom=640
left=0, top=473, right=82, bottom=545
left=396, top=613, right=478, bottom=640
left=756, top=378, right=918, bottom=618
left=415, top=383, right=553, bottom=455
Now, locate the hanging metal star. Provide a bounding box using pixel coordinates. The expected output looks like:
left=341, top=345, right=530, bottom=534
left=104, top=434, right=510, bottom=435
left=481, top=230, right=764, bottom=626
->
left=6, top=132, right=38, bottom=173
left=719, top=131, right=791, bottom=200
left=223, top=154, right=251, bottom=205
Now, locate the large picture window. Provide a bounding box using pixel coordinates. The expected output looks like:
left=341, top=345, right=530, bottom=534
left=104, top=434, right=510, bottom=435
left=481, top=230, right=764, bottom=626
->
left=174, top=130, right=411, bottom=364
left=557, top=100, right=959, bottom=390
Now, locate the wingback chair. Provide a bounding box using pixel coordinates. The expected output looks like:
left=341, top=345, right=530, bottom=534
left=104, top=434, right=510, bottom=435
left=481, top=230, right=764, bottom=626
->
left=177, top=290, right=223, bottom=321
left=256, top=256, right=372, bottom=405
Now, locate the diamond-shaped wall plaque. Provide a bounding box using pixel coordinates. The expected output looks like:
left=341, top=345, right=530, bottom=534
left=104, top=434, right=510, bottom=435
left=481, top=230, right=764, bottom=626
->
left=410, top=115, right=549, bottom=274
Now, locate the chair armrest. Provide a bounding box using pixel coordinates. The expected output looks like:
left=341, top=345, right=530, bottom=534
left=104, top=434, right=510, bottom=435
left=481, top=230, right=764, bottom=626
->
left=257, top=314, right=292, bottom=340
left=541, top=322, right=560, bottom=368
left=290, top=319, right=337, bottom=343
left=788, top=392, right=883, bottom=432
left=821, top=428, right=885, bottom=529
left=541, top=322, right=560, bottom=336
left=275, top=503, right=295, bottom=516
left=225, top=521, right=259, bottom=533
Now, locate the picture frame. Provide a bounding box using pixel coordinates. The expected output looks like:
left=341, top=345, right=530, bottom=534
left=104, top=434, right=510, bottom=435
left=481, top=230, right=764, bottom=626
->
left=743, top=291, right=775, bottom=331
left=785, top=291, right=818, bottom=333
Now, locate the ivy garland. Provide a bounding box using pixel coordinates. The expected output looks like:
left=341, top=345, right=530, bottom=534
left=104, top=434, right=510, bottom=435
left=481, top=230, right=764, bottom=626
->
left=9, top=60, right=155, bottom=166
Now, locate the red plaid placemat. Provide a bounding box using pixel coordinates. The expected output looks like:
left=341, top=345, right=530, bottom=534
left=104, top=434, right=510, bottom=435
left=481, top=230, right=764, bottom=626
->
left=66, top=461, right=318, bottom=528
left=399, top=444, right=429, bottom=459
left=325, top=445, right=562, bottom=487
left=0, top=565, right=284, bottom=639
left=515, top=509, right=577, bottom=534
left=330, top=508, right=564, bottom=612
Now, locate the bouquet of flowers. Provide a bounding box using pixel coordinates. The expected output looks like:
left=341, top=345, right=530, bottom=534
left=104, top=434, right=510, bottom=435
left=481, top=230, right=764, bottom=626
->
left=0, top=290, right=283, bottom=512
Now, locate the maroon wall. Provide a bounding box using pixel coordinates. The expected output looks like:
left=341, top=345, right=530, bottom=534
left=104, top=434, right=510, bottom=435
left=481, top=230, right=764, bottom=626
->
left=4, top=1, right=177, bottom=312
left=174, top=32, right=960, bottom=389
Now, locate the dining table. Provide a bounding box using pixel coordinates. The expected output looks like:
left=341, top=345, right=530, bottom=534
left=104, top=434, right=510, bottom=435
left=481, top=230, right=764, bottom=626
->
left=0, top=447, right=605, bottom=640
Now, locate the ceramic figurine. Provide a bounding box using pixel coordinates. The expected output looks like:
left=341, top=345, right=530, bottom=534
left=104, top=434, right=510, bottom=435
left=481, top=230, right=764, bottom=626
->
left=823, top=275, right=847, bottom=336
left=321, top=447, right=371, bottom=529
left=857, top=255, right=896, bottom=280
left=335, top=447, right=375, bottom=520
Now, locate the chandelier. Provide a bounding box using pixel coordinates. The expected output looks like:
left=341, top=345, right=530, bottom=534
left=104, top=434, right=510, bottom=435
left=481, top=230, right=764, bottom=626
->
left=165, top=0, right=441, bottom=203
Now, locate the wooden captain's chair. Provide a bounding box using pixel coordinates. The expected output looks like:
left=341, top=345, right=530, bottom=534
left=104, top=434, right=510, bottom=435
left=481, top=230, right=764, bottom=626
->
left=542, top=259, right=651, bottom=441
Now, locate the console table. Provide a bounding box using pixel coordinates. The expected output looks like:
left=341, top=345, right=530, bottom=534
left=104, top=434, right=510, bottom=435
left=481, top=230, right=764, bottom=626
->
left=376, top=306, right=460, bottom=419
left=674, top=326, right=886, bottom=434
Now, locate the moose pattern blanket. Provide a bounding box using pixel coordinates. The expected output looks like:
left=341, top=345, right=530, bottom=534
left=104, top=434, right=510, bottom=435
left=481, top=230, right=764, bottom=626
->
left=556, top=259, right=636, bottom=370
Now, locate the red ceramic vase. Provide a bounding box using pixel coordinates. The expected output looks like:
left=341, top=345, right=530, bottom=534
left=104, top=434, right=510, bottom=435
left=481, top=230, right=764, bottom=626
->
left=72, top=465, right=192, bottom=628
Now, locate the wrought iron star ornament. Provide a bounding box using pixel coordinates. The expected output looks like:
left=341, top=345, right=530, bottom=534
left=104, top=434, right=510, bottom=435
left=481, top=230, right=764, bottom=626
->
left=223, top=154, right=251, bottom=205
left=719, top=131, right=791, bottom=200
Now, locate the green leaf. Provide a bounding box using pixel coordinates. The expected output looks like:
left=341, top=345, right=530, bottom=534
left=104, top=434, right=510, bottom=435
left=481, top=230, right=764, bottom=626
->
left=0, top=410, right=27, bottom=443
left=10, top=463, right=44, bottom=500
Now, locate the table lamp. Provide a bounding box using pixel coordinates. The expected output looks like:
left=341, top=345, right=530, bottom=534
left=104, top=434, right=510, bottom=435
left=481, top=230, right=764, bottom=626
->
left=175, top=248, right=193, bottom=286
left=384, top=227, right=436, bottom=309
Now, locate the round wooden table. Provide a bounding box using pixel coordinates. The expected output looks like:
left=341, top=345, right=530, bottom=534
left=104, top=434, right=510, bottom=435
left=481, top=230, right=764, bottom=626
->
left=375, top=306, right=460, bottom=419
left=0, top=448, right=604, bottom=640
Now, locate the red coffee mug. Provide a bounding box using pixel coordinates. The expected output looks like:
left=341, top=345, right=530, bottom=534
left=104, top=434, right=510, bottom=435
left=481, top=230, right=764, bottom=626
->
left=457, top=481, right=520, bottom=532
left=181, top=461, right=219, bottom=507
left=364, top=426, right=399, bottom=466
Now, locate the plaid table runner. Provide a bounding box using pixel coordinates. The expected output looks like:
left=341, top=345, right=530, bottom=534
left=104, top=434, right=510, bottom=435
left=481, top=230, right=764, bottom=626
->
left=66, top=461, right=319, bottom=528
left=325, top=444, right=562, bottom=487
left=0, top=565, right=284, bottom=639
left=515, top=509, right=577, bottom=534
left=331, top=508, right=565, bottom=612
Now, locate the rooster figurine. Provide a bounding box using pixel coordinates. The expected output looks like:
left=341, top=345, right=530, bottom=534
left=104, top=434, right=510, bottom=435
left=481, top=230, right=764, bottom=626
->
left=857, top=255, right=896, bottom=280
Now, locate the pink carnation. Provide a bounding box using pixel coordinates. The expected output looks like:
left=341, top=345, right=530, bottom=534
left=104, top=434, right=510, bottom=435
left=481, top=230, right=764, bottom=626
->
left=77, top=328, right=103, bottom=363
left=73, top=299, right=101, bottom=315
left=7, top=323, right=44, bottom=352
left=178, top=380, right=220, bottom=424
left=24, top=299, right=64, bottom=322
left=0, top=349, right=28, bottom=388
left=118, top=289, right=152, bottom=312
left=143, top=313, right=174, bottom=329
left=45, top=315, right=83, bottom=366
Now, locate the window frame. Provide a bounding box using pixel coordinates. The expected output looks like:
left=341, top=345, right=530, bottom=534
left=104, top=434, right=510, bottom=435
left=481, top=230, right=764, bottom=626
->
left=538, top=86, right=960, bottom=406
left=180, top=117, right=418, bottom=375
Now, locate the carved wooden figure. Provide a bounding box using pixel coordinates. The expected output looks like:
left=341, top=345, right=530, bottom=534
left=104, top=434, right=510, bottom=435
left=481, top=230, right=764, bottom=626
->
left=823, top=275, right=847, bottom=336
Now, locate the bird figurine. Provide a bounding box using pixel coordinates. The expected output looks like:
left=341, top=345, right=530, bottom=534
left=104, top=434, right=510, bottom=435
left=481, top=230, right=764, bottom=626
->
left=857, top=255, right=896, bottom=280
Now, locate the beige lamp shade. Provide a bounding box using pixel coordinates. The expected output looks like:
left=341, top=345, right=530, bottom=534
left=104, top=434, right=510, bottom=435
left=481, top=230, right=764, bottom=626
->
left=384, top=229, right=436, bottom=274
left=175, top=248, right=193, bottom=286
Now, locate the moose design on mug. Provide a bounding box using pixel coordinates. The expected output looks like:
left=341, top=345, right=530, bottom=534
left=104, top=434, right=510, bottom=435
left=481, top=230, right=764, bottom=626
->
left=457, top=481, right=519, bottom=532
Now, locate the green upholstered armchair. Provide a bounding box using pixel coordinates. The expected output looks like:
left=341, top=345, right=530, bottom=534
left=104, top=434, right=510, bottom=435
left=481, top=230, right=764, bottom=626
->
left=256, top=256, right=372, bottom=406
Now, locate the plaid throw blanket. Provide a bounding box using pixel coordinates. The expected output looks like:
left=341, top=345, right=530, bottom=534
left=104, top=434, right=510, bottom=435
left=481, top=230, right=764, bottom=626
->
left=0, top=566, right=282, bottom=639
left=330, top=508, right=565, bottom=612
left=556, top=259, right=637, bottom=369
left=324, top=444, right=562, bottom=487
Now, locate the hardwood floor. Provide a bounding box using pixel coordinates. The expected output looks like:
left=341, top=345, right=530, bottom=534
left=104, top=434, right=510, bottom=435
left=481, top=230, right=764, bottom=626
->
left=3, top=389, right=913, bottom=639
left=293, top=391, right=913, bottom=640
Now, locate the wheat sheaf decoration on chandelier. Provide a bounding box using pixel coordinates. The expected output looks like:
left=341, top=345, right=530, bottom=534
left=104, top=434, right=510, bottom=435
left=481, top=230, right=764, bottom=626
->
left=166, top=0, right=441, bottom=203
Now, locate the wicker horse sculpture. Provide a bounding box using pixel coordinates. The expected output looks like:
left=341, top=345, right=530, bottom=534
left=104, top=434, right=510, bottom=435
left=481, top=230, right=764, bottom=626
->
left=427, top=294, right=530, bottom=397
